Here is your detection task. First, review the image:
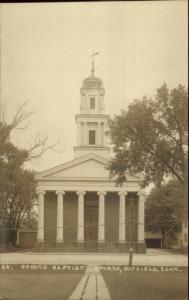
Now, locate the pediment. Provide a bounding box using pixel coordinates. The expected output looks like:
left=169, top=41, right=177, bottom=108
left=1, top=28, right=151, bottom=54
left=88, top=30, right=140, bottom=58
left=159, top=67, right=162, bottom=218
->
left=35, top=153, right=142, bottom=182
left=36, top=154, right=110, bottom=180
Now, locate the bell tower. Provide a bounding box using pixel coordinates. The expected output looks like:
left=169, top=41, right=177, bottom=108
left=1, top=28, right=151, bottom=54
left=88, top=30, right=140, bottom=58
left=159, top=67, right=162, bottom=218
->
left=73, top=56, right=110, bottom=158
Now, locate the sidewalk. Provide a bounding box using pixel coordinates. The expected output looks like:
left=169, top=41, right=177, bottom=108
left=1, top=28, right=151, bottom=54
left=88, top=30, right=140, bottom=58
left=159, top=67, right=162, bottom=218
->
left=0, top=249, right=188, bottom=266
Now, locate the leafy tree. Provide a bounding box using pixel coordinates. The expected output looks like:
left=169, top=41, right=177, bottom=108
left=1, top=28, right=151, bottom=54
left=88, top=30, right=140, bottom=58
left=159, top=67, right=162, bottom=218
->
left=107, top=84, right=188, bottom=187
left=145, top=180, right=185, bottom=247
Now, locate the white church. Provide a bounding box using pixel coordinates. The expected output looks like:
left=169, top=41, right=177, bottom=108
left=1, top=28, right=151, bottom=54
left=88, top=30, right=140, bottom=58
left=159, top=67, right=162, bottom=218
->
left=35, top=59, right=146, bottom=253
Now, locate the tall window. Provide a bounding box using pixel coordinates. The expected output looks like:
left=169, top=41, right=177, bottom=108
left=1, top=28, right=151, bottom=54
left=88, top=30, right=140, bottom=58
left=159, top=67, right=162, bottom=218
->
left=90, top=97, right=95, bottom=109
left=89, top=130, right=96, bottom=145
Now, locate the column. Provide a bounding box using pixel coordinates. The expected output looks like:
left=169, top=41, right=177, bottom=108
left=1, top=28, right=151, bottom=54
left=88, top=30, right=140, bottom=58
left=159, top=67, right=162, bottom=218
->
left=37, top=190, right=45, bottom=242
left=56, top=191, right=65, bottom=243
left=83, top=122, right=87, bottom=146
left=97, top=122, right=101, bottom=146
left=118, top=192, right=127, bottom=242
left=98, top=191, right=106, bottom=242
left=137, top=190, right=145, bottom=242
left=77, top=191, right=85, bottom=242
left=101, top=122, right=104, bottom=146
left=76, top=122, right=81, bottom=146
left=81, top=122, right=84, bottom=145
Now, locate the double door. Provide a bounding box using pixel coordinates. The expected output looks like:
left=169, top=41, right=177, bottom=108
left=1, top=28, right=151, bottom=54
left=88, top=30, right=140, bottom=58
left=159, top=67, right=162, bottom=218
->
left=84, top=203, right=98, bottom=242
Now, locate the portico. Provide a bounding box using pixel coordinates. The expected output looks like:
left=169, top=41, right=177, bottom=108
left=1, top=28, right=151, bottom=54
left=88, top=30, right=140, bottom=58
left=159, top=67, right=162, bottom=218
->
left=35, top=62, right=146, bottom=253
left=36, top=177, right=146, bottom=253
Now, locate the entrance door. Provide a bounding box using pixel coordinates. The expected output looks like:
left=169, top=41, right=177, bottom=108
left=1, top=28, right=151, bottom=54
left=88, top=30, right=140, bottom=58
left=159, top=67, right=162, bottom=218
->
left=84, top=197, right=98, bottom=251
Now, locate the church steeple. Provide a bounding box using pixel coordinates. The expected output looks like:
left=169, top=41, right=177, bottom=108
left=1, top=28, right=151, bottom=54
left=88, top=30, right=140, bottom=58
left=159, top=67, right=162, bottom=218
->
left=73, top=60, right=110, bottom=158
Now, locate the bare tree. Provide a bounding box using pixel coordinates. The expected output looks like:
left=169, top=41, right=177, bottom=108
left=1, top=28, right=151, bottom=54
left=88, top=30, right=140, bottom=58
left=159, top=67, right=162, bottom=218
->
left=0, top=102, right=61, bottom=247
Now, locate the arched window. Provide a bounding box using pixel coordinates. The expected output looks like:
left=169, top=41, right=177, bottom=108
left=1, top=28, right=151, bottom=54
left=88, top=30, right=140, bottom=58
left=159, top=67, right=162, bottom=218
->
left=89, top=130, right=96, bottom=145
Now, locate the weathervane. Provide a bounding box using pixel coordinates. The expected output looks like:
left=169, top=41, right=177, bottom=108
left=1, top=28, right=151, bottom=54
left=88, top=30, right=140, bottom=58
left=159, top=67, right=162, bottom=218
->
left=91, top=50, right=99, bottom=76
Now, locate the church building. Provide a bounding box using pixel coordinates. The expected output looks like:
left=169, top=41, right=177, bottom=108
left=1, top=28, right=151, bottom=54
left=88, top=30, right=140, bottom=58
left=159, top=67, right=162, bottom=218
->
left=35, top=61, right=146, bottom=253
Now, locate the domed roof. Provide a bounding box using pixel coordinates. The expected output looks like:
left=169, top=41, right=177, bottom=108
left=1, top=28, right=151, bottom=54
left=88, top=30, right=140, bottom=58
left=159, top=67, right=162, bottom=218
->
left=82, top=75, right=104, bottom=90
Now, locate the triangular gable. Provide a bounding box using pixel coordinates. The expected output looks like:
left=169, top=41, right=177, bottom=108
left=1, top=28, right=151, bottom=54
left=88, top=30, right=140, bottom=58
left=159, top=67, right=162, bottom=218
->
left=35, top=153, right=110, bottom=180
left=35, top=153, right=143, bottom=182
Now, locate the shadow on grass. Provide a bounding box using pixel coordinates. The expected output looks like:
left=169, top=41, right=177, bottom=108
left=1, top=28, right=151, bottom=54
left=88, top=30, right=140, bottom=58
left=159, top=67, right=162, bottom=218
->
left=0, top=271, right=84, bottom=300
left=102, top=269, right=188, bottom=300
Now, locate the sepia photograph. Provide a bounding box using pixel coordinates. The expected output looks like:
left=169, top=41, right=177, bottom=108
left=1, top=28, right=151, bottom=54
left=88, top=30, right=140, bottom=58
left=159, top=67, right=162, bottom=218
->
left=0, top=1, right=188, bottom=299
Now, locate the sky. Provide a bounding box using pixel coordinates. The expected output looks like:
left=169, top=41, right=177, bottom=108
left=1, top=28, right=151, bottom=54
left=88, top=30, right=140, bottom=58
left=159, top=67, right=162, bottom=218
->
left=0, top=1, right=188, bottom=173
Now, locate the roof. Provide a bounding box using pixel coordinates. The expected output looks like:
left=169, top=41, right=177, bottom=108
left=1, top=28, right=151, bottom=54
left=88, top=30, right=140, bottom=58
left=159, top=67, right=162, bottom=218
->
left=81, top=75, right=104, bottom=90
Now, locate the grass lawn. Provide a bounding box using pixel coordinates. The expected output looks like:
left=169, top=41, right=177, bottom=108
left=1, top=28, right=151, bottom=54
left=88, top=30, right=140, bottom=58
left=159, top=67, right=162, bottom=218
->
left=0, top=270, right=84, bottom=300
left=102, top=269, right=188, bottom=300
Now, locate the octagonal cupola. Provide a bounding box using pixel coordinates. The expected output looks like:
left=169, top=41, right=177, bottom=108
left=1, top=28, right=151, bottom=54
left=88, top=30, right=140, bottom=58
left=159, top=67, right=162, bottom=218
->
left=80, top=59, right=105, bottom=115
left=74, top=57, right=110, bottom=159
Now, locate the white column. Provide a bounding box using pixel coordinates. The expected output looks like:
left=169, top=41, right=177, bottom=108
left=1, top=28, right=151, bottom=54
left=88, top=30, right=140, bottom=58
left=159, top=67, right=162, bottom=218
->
left=137, top=190, right=145, bottom=242
left=98, top=191, right=106, bottom=242
left=76, top=122, right=81, bottom=146
left=56, top=191, right=65, bottom=243
left=118, top=192, right=127, bottom=242
left=77, top=191, right=85, bottom=242
left=101, top=122, right=104, bottom=146
left=97, top=122, right=101, bottom=146
left=81, top=122, right=84, bottom=145
left=37, top=190, right=45, bottom=242
left=83, top=122, right=87, bottom=146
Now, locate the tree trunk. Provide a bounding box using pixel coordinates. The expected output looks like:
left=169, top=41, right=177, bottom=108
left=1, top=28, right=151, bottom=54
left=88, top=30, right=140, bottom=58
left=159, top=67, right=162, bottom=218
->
left=161, top=228, right=166, bottom=248
left=10, top=229, right=17, bottom=247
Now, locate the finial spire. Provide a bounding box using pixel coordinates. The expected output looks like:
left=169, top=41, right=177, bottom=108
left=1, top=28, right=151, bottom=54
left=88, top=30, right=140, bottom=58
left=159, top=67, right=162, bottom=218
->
left=91, top=50, right=99, bottom=76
